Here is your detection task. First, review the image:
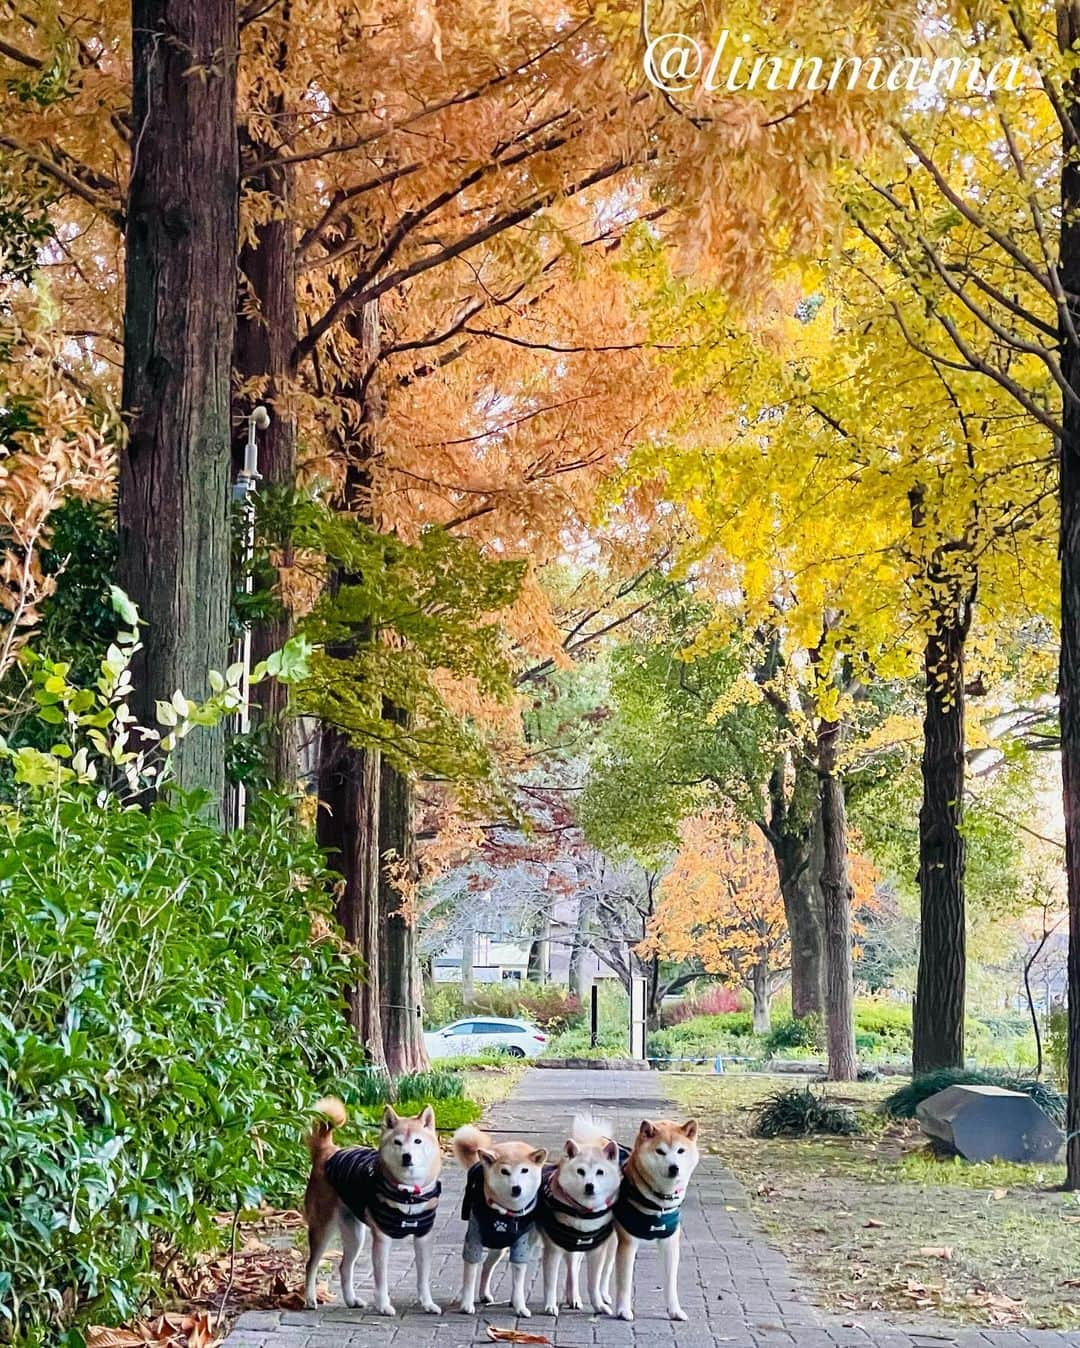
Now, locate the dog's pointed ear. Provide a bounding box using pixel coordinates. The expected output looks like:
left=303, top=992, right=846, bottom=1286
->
left=564, top=1138, right=580, bottom=1158
left=418, top=1104, right=436, bottom=1130
left=681, top=1119, right=698, bottom=1141
left=478, top=1148, right=498, bottom=1166
left=639, top=1119, right=657, bottom=1139
left=603, top=1139, right=619, bottom=1161
left=531, top=1148, right=548, bottom=1165
left=382, top=1106, right=400, bottom=1130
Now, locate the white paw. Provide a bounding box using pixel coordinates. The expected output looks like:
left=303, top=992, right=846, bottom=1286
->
left=460, top=1301, right=476, bottom=1315
left=342, top=1296, right=366, bottom=1310
left=478, top=1293, right=495, bottom=1305
left=669, top=1307, right=688, bottom=1322
left=567, top=1297, right=583, bottom=1310
left=616, top=1308, right=634, bottom=1322
left=421, top=1300, right=443, bottom=1315
left=542, top=1304, right=559, bottom=1317
left=513, top=1305, right=531, bottom=1319
left=593, top=1300, right=613, bottom=1316
left=375, top=1302, right=396, bottom=1317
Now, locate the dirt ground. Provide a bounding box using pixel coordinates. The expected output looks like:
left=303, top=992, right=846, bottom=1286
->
left=670, top=1072, right=1080, bottom=1331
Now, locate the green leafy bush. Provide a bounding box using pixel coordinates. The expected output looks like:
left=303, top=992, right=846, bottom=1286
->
left=424, top=981, right=581, bottom=1033
left=646, top=1015, right=755, bottom=1064
left=753, top=1087, right=861, bottom=1138
left=763, top=1014, right=824, bottom=1056
left=354, top=1098, right=481, bottom=1131
left=1046, top=1007, right=1068, bottom=1092
left=0, top=788, right=366, bottom=1343
left=881, top=1069, right=1066, bottom=1126
left=424, top=983, right=465, bottom=1028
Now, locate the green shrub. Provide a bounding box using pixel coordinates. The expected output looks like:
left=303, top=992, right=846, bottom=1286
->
left=0, top=789, right=366, bottom=1343
left=881, top=1069, right=1066, bottom=1126
left=753, top=1087, right=861, bottom=1138
left=853, top=999, right=911, bottom=1048
left=763, top=1014, right=823, bottom=1055
left=348, top=1067, right=465, bottom=1107
left=354, top=1098, right=481, bottom=1131
left=423, top=983, right=464, bottom=1028
left=543, top=1026, right=626, bottom=1057
left=1046, top=1007, right=1068, bottom=1092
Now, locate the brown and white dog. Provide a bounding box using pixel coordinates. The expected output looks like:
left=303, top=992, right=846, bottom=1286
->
left=537, top=1116, right=623, bottom=1317
left=303, top=1097, right=443, bottom=1316
left=452, top=1124, right=546, bottom=1316
left=610, top=1117, right=700, bottom=1322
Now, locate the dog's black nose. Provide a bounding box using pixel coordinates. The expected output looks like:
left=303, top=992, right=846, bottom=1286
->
left=402, top=1152, right=413, bottom=1166
left=667, top=1164, right=679, bottom=1179
left=511, top=1185, right=522, bottom=1197
left=584, top=1182, right=595, bottom=1196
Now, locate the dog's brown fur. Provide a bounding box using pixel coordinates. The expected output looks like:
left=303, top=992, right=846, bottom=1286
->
left=610, top=1117, right=700, bottom=1323
left=303, top=1096, right=443, bottom=1316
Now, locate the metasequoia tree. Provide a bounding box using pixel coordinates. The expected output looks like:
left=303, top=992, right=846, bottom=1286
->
left=117, top=0, right=238, bottom=808
left=645, top=811, right=790, bottom=1033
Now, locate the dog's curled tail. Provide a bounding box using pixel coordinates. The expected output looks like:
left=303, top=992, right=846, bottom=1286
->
left=452, top=1123, right=492, bottom=1168
left=307, top=1095, right=347, bottom=1160
left=570, top=1113, right=614, bottom=1146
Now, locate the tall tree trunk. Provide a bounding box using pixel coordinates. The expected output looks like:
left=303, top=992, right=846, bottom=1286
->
left=569, top=885, right=597, bottom=1002
left=461, top=919, right=475, bottom=1004
left=750, top=963, right=771, bottom=1034
left=378, top=710, right=428, bottom=1074
left=817, top=717, right=857, bottom=1082
left=317, top=727, right=385, bottom=1067
left=119, top=0, right=238, bottom=808
left=233, top=24, right=298, bottom=787
left=912, top=596, right=972, bottom=1074
left=316, top=300, right=385, bottom=1060
left=764, top=754, right=824, bottom=1017
left=1058, top=5, right=1080, bottom=1187
left=527, top=910, right=550, bottom=984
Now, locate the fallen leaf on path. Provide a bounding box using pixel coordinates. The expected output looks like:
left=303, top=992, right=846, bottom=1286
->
left=486, top=1329, right=551, bottom=1344
left=86, top=1332, right=147, bottom=1348
left=990, top=1188, right=1008, bottom=1200
left=864, top=1219, right=885, bottom=1228
left=918, top=1246, right=954, bottom=1260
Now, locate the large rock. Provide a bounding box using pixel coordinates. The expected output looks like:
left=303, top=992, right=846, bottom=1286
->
left=916, top=1084, right=1064, bottom=1163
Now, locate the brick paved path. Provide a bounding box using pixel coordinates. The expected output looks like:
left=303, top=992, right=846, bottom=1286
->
left=228, top=1069, right=1078, bottom=1348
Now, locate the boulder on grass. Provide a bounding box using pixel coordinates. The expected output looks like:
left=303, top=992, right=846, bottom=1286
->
left=916, top=1084, right=1064, bottom=1164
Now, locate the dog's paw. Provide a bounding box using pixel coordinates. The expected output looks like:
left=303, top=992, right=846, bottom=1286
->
left=513, top=1304, right=531, bottom=1318
left=374, top=1301, right=396, bottom=1317
left=669, top=1307, right=688, bottom=1322
left=342, top=1296, right=366, bottom=1310
left=303, top=1298, right=318, bottom=1311
left=459, top=1301, right=476, bottom=1316
left=616, top=1308, right=634, bottom=1322
left=592, top=1300, right=613, bottom=1316
left=542, top=1303, right=559, bottom=1317
left=565, top=1296, right=583, bottom=1311
left=478, top=1293, right=495, bottom=1306
left=421, top=1300, right=443, bottom=1316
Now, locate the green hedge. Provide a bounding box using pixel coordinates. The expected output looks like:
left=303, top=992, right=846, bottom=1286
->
left=0, top=789, right=367, bottom=1344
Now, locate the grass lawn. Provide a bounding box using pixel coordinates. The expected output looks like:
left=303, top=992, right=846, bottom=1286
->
left=670, top=1072, right=1079, bottom=1330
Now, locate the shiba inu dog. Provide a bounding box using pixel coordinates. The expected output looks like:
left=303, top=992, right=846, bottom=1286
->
left=612, top=1117, right=700, bottom=1322
left=303, top=1097, right=443, bottom=1316
left=452, top=1124, right=547, bottom=1316
left=537, top=1116, right=624, bottom=1316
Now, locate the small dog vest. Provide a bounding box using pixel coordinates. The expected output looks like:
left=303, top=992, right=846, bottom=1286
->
left=460, top=1163, right=538, bottom=1249
left=537, top=1163, right=617, bottom=1252
left=325, top=1146, right=441, bottom=1239
left=613, top=1173, right=682, bottom=1241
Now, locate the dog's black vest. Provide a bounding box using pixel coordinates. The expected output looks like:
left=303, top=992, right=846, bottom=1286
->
left=325, top=1146, right=441, bottom=1239
left=613, top=1173, right=682, bottom=1241
left=460, top=1163, right=538, bottom=1249
left=537, top=1162, right=620, bottom=1252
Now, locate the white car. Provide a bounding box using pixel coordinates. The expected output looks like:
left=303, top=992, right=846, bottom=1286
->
left=424, top=1015, right=547, bottom=1060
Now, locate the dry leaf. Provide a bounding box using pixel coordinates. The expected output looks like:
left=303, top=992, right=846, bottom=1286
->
left=86, top=1332, right=147, bottom=1348
left=864, top=1218, right=885, bottom=1228
left=991, top=1188, right=1008, bottom=1200
left=918, top=1246, right=953, bottom=1260
left=485, top=1329, right=552, bottom=1344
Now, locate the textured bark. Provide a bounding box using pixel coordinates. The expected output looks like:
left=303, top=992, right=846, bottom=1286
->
left=912, top=598, right=972, bottom=1074
left=1058, top=11, right=1080, bottom=1186
left=460, top=921, right=475, bottom=1004
left=233, top=51, right=299, bottom=786
left=527, top=911, right=550, bottom=983
left=119, top=0, right=238, bottom=807
left=750, top=963, right=771, bottom=1034
left=817, top=718, right=857, bottom=1082
left=569, top=885, right=597, bottom=1002
left=378, top=710, right=429, bottom=1074
left=765, top=758, right=824, bottom=1019
left=317, top=727, right=385, bottom=1068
